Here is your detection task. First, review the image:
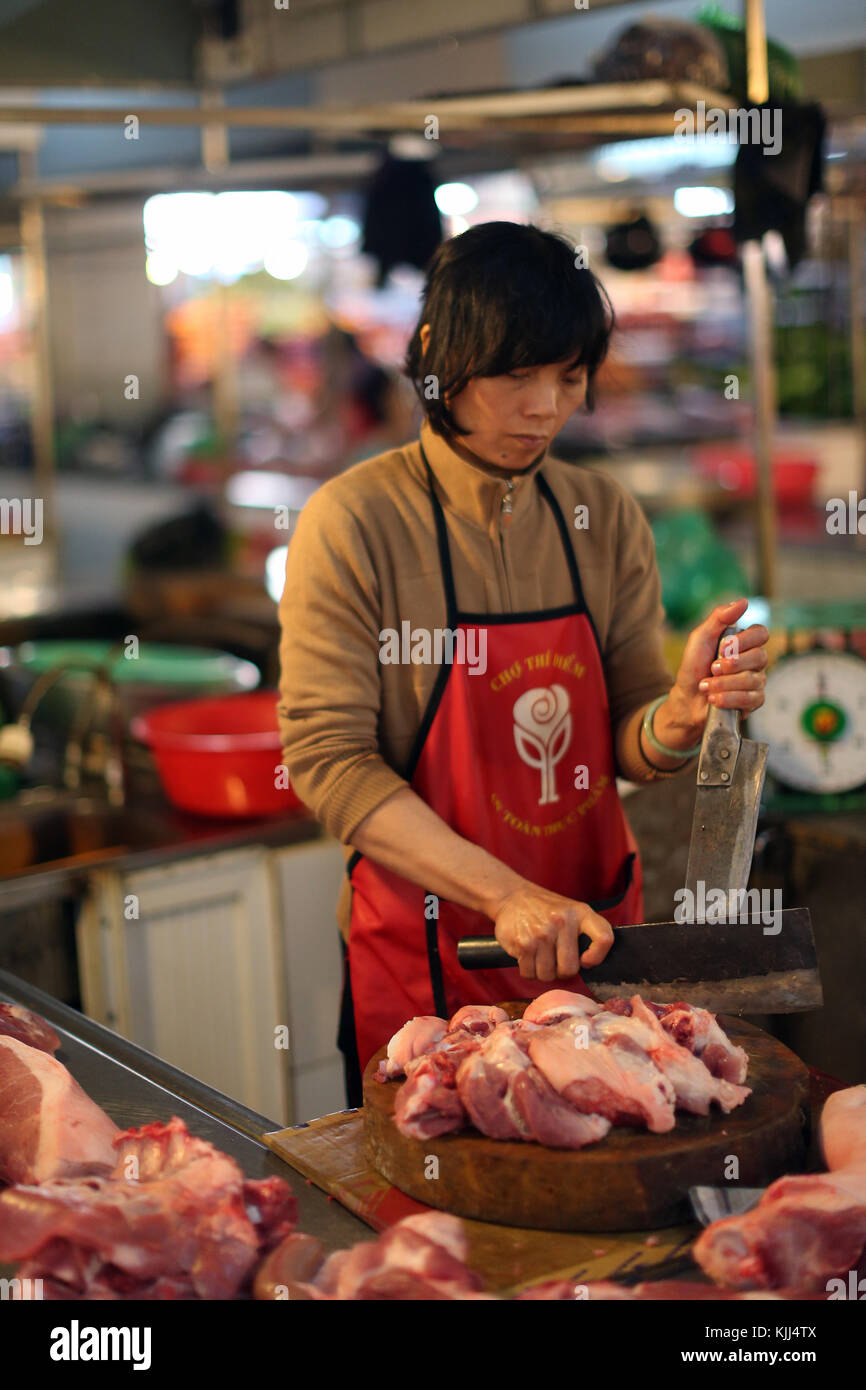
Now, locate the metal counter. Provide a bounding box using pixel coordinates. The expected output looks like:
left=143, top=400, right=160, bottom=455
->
left=0, top=968, right=369, bottom=1266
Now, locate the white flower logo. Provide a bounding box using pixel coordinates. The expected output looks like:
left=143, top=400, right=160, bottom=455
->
left=512, top=684, right=572, bottom=806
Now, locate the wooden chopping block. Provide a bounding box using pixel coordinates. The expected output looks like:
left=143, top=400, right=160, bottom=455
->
left=364, top=1015, right=810, bottom=1232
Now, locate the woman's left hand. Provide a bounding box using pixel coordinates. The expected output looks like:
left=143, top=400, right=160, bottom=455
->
left=662, top=598, right=770, bottom=743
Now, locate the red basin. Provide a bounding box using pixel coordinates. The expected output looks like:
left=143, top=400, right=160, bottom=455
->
left=131, top=690, right=303, bottom=819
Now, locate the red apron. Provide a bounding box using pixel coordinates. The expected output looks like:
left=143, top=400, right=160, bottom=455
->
left=348, top=445, right=643, bottom=1070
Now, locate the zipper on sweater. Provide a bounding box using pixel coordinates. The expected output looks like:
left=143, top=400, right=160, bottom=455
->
left=494, top=478, right=518, bottom=610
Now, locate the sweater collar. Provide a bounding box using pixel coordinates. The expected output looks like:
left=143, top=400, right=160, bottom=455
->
left=417, top=419, right=547, bottom=531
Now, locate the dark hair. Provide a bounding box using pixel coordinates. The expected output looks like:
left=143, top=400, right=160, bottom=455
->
left=403, top=221, right=614, bottom=443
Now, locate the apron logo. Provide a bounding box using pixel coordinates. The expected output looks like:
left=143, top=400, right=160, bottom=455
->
left=512, top=684, right=572, bottom=806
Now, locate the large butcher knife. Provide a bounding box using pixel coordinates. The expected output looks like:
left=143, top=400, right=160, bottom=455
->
left=458, top=635, right=822, bottom=1014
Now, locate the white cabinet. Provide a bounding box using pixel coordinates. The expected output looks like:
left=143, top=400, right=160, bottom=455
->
left=77, top=836, right=348, bottom=1125
left=270, top=839, right=347, bottom=1121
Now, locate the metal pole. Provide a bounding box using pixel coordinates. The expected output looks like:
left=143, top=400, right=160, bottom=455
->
left=198, top=88, right=237, bottom=455
left=745, top=0, right=770, bottom=101
left=201, top=86, right=229, bottom=174
left=212, top=280, right=238, bottom=454
left=743, top=0, right=777, bottom=597
left=848, top=204, right=866, bottom=501
left=19, top=150, right=57, bottom=551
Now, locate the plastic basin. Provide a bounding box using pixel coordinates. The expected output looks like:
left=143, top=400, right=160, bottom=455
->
left=131, top=690, right=302, bottom=819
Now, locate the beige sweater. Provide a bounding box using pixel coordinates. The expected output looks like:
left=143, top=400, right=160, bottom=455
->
left=278, top=420, right=683, bottom=935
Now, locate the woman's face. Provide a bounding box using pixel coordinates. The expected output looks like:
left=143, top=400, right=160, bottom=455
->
left=420, top=323, right=588, bottom=470
left=451, top=363, right=588, bottom=470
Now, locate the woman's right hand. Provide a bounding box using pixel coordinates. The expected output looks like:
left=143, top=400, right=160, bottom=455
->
left=490, top=881, right=615, bottom=982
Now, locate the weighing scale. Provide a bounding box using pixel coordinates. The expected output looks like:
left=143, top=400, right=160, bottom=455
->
left=745, top=600, right=866, bottom=814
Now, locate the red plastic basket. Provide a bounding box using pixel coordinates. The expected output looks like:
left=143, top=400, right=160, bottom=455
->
left=131, top=690, right=303, bottom=819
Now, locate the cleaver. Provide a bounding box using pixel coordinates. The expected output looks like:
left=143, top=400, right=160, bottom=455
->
left=458, top=632, right=823, bottom=1014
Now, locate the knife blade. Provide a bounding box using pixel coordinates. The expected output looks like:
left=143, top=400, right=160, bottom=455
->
left=456, top=908, right=822, bottom=1012
left=683, top=629, right=769, bottom=909
left=683, top=708, right=769, bottom=907
left=689, top=1185, right=766, bottom=1226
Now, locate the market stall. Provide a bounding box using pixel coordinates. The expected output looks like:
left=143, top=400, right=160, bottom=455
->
left=0, top=0, right=864, bottom=1343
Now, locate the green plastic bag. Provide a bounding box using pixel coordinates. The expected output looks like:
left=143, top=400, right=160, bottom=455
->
left=698, top=4, right=802, bottom=102
left=651, top=509, right=749, bottom=630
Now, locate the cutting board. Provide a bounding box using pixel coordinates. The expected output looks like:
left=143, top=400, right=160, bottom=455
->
left=363, top=1015, right=810, bottom=1231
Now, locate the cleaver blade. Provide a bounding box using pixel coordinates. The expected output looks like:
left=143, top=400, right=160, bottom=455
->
left=683, top=701, right=769, bottom=907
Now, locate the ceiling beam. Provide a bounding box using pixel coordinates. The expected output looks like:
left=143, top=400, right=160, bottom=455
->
left=0, top=80, right=733, bottom=133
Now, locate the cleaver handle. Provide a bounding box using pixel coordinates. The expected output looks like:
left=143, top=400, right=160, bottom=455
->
left=458, top=938, right=517, bottom=970
left=696, top=628, right=742, bottom=786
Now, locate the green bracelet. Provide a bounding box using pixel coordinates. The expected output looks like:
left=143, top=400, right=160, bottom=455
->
left=642, top=695, right=702, bottom=761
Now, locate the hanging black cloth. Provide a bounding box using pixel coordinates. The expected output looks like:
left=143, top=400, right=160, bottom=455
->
left=733, top=103, right=826, bottom=270
left=361, top=155, right=443, bottom=287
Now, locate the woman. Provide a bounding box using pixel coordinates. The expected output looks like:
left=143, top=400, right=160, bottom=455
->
left=278, top=222, right=769, bottom=1104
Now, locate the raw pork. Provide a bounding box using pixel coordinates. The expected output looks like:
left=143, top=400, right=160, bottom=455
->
left=592, top=997, right=751, bottom=1115
left=253, top=1232, right=332, bottom=1300
left=448, top=1004, right=509, bottom=1035
left=456, top=1024, right=532, bottom=1141
left=383, top=989, right=751, bottom=1148
left=694, top=1084, right=866, bottom=1291
left=456, top=1021, right=610, bottom=1149
left=527, top=1016, right=677, bottom=1133
left=0, top=1035, right=119, bottom=1186
left=376, top=1016, right=448, bottom=1081
left=377, top=1005, right=508, bottom=1082
left=651, top=1001, right=749, bottom=1084
left=0, top=1002, right=60, bottom=1054
left=242, top=1176, right=298, bottom=1252
left=0, top=1117, right=297, bottom=1300
left=693, top=1168, right=866, bottom=1292
left=392, top=1049, right=469, bottom=1140
left=389, top=1021, right=490, bottom=1140
left=522, top=990, right=603, bottom=1025
left=253, top=1211, right=488, bottom=1301
left=820, top=1084, right=866, bottom=1172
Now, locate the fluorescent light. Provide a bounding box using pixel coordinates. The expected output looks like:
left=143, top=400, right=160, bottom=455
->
left=434, top=182, right=479, bottom=216
left=265, top=546, right=289, bottom=604
left=320, top=216, right=360, bottom=249
left=145, top=251, right=178, bottom=286
left=226, top=472, right=318, bottom=510
left=264, top=241, right=308, bottom=280
left=176, top=245, right=216, bottom=277
left=0, top=256, right=14, bottom=323
left=595, top=136, right=736, bottom=180
left=596, top=160, right=630, bottom=183
left=143, top=192, right=212, bottom=252
left=388, top=134, right=437, bottom=161
left=673, top=186, right=734, bottom=218
left=143, top=191, right=318, bottom=285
